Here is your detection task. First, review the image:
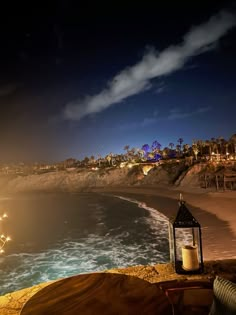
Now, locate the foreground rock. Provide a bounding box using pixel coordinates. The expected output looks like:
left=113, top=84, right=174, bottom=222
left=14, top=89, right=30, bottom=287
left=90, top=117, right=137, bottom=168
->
left=0, top=260, right=235, bottom=315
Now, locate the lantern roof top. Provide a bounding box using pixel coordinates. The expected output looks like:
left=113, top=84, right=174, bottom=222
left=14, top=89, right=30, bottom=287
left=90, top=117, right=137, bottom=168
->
left=172, top=201, right=200, bottom=227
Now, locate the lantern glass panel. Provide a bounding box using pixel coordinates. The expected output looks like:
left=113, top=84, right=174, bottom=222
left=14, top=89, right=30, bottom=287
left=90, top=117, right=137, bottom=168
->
left=175, top=226, right=202, bottom=271
left=168, top=223, right=175, bottom=262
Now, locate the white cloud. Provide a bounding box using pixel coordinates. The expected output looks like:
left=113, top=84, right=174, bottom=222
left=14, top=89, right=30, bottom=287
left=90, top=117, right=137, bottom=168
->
left=153, top=81, right=166, bottom=94
left=119, top=106, right=211, bottom=130
left=63, top=10, right=236, bottom=121
left=196, top=106, right=212, bottom=113
left=141, top=117, right=158, bottom=127
left=167, top=106, right=211, bottom=120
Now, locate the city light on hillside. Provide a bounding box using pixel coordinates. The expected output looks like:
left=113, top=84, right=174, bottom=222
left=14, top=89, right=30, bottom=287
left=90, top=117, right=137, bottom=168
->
left=0, top=212, right=11, bottom=253
left=0, top=213, right=8, bottom=220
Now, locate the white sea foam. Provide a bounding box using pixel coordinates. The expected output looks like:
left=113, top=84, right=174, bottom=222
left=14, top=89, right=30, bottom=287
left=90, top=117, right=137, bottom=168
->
left=114, top=195, right=194, bottom=256
left=0, top=228, right=169, bottom=294
left=0, top=193, right=171, bottom=295
left=115, top=195, right=168, bottom=220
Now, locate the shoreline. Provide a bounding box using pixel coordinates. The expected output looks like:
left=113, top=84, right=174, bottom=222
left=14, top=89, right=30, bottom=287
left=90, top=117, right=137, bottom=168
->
left=2, top=183, right=236, bottom=261
left=90, top=185, right=236, bottom=261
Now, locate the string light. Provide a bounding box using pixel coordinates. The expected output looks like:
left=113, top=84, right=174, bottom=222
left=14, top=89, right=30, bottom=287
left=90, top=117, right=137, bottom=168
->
left=0, top=212, right=11, bottom=253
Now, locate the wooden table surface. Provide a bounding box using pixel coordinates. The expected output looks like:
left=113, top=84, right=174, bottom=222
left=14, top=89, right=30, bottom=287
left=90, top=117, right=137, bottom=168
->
left=20, top=272, right=171, bottom=315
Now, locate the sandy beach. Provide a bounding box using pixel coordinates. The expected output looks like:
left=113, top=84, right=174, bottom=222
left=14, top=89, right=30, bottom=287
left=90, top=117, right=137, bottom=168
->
left=90, top=185, right=236, bottom=261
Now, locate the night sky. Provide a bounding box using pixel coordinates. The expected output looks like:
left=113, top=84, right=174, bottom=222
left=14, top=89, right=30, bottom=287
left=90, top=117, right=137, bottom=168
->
left=0, top=1, right=236, bottom=162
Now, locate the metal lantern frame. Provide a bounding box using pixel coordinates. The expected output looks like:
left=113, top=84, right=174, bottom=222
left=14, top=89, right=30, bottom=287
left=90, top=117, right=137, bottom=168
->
left=169, top=198, right=204, bottom=274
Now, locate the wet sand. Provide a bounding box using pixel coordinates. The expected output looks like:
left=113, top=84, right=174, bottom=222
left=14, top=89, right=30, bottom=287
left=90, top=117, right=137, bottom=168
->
left=91, top=185, right=236, bottom=261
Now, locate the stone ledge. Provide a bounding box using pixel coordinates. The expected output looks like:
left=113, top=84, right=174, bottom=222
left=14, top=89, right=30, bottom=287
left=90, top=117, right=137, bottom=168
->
left=0, top=259, right=235, bottom=315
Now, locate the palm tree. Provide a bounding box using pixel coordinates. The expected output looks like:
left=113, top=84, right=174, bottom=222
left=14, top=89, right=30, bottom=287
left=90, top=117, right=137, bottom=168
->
left=209, top=137, right=217, bottom=161
left=109, top=152, right=115, bottom=166
left=97, top=154, right=102, bottom=167
left=162, top=147, right=170, bottom=159
left=229, top=134, right=236, bottom=159
left=183, top=144, right=190, bottom=156
left=137, top=149, right=145, bottom=160
left=130, top=147, right=137, bottom=155
left=151, top=140, right=161, bottom=153
left=192, top=144, right=199, bottom=160
left=128, top=148, right=137, bottom=162
left=141, top=144, right=150, bottom=159
left=89, top=155, right=95, bottom=164
left=106, top=154, right=112, bottom=166
left=205, top=140, right=212, bottom=157
left=196, top=140, right=204, bottom=156
left=216, top=136, right=225, bottom=159
left=220, top=137, right=227, bottom=158
left=225, top=143, right=229, bottom=159
left=83, top=156, right=89, bottom=165
left=169, top=143, right=174, bottom=150
left=124, top=145, right=129, bottom=153
left=210, top=138, right=218, bottom=153
left=177, top=138, right=184, bottom=152
left=123, top=145, right=130, bottom=161
left=176, top=144, right=181, bottom=157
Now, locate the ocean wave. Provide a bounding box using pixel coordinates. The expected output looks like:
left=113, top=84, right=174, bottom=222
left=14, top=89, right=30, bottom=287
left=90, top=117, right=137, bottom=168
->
left=0, top=229, right=169, bottom=295
left=114, top=194, right=195, bottom=257
left=0, top=192, right=171, bottom=295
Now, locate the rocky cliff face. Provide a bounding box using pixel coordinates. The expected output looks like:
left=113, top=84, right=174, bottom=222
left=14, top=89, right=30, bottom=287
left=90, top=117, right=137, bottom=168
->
left=0, top=167, right=132, bottom=193
left=0, top=162, right=205, bottom=193
left=177, top=163, right=206, bottom=187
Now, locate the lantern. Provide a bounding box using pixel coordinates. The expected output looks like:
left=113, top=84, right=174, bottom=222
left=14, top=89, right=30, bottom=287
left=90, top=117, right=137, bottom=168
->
left=169, top=194, right=204, bottom=274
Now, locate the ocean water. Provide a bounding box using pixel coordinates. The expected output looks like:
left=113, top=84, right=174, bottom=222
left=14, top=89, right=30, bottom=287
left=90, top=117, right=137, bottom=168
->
left=0, top=192, right=170, bottom=295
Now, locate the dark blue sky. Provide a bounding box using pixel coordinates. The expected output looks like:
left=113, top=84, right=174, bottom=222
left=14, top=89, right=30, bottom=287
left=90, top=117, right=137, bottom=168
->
left=0, top=1, right=236, bottom=162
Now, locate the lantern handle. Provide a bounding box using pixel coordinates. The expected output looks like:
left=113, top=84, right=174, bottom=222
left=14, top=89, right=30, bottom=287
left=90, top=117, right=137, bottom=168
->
left=179, top=193, right=185, bottom=205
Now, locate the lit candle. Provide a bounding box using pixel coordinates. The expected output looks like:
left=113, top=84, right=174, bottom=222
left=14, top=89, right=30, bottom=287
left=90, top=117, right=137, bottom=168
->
left=182, top=245, right=199, bottom=271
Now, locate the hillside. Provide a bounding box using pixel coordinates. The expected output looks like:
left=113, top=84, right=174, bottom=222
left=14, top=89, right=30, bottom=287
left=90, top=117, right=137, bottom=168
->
left=0, top=161, right=207, bottom=193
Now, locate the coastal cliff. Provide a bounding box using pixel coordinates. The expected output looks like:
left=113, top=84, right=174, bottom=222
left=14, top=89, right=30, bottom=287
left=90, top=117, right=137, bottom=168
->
left=0, top=162, right=204, bottom=193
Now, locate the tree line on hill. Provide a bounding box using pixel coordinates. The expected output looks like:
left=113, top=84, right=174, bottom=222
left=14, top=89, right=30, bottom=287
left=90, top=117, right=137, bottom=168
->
left=1, top=134, right=235, bottom=174
left=78, top=134, right=236, bottom=167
